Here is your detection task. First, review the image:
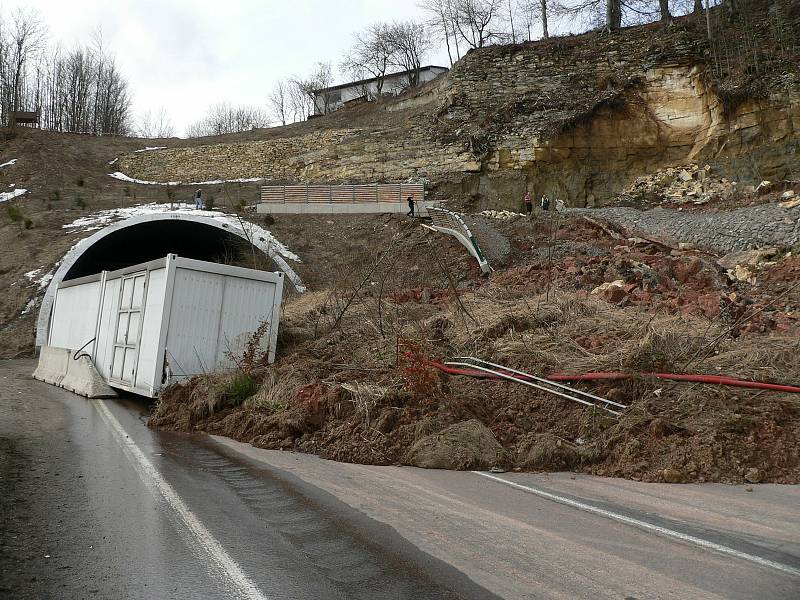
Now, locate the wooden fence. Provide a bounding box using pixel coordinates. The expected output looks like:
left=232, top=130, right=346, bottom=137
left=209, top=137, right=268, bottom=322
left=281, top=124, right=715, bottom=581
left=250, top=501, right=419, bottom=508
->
left=260, top=183, right=424, bottom=204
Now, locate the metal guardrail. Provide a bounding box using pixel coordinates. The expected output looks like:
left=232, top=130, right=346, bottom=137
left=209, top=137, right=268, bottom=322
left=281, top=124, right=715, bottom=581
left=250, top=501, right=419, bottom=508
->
left=260, top=183, right=424, bottom=204
left=427, top=207, right=492, bottom=274
left=445, top=357, right=627, bottom=417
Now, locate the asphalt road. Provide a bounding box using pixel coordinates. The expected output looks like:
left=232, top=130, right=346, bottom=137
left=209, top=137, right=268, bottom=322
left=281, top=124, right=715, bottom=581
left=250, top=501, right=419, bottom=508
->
left=1, top=358, right=799, bottom=599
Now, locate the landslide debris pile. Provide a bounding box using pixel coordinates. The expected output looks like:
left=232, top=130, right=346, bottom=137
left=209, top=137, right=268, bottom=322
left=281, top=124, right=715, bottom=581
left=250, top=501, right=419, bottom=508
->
left=619, top=163, right=800, bottom=209
left=150, top=211, right=800, bottom=484
left=620, top=164, right=739, bottom=206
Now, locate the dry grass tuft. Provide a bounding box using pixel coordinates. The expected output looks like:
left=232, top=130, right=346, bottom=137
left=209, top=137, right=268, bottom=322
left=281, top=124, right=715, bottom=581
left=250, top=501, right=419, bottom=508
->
left=246, top=369, right=305, bottom=413
left=341, top=382, right=391, bottom=426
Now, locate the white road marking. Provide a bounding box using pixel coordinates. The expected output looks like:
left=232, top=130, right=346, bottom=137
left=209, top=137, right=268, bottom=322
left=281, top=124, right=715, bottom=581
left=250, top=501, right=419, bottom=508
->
left=93, top=400, right=270, bottom=600
left=474, top=471, right=800, bottom=578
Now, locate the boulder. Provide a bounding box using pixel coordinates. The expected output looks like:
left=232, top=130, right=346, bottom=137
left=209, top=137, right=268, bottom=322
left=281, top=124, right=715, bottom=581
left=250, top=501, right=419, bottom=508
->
left=519, top=433, right=580, bottom=470
left=744, top=467, right=762, bottom=484
left=404, top=419, right=506, bottom=470
left=591, top=280, right=627, bottom=303
left=717, top=248, right=778, bottom=270
left=661, top=468, right=685, bottom=483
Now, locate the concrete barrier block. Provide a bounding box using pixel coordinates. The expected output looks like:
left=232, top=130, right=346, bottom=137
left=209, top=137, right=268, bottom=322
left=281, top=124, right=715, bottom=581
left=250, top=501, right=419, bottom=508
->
left=61, top=355, right=118, bottom=399
left=32, top=346, right=71, bottom=386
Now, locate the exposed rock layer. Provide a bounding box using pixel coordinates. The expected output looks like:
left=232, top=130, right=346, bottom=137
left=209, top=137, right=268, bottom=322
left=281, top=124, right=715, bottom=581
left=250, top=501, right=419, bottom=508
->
left=119, top=15, right=800, bottom=208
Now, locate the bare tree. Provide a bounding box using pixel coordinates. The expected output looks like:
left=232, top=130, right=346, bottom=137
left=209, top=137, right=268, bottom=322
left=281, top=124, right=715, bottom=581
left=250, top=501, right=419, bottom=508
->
left=452, top=0, right=504, bottom=49
left=269, top=79, right=289, bottom=126
left=507, top=0, right=518, bottom=42
left=292, top=61, right=335, bottom=116
left=386, top=21, right=433, bottom=87
left=516, top=0, right=549, bottom=40
left=186, top=102, right=270, bottom=137
left=9, top=8, right=46, bottom=115
left=0, top=7, right=131, bottom=134
left=341, top=23, right=393, bottom=98
left=551, top=0, right=619, bottom=31
left=658, top=0, right=673, bottom=22
left=138, top=107, right=174, bottom=138
left=419, top=0, right=461, bottom=66
left=287, top=79, right=311, bottom=122
left=606, top=0, right=622, bottom=29
left=541, top=0, right=550, bottom=38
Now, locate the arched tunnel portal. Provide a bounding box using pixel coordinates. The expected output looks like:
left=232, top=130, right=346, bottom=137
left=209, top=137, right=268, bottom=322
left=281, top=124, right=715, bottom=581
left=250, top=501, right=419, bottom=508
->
left=36, top=213, right=304, bottom=347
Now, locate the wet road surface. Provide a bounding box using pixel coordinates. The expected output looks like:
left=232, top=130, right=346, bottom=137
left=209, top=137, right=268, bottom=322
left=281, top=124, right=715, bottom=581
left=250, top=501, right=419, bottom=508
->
left=2, top=358, right=799, bottom=599
left=0, top=360, right=497, bottom=599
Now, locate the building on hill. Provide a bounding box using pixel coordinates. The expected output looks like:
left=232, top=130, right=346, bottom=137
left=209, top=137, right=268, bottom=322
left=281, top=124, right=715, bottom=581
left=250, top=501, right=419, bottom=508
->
left=312, top=66, right=449, bottom=116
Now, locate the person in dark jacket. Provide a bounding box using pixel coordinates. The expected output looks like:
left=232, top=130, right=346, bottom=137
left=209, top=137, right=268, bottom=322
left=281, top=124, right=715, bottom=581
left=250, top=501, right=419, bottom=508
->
left=406, top=196, right=415, bottom=217
left=194, top=189, right=204, bottom=209
left=540, top=194, right=550, bottom=212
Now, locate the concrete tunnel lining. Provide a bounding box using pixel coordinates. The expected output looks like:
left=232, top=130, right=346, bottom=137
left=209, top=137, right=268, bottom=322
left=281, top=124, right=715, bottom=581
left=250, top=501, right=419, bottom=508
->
left=36, top=212, right=305, bottom=348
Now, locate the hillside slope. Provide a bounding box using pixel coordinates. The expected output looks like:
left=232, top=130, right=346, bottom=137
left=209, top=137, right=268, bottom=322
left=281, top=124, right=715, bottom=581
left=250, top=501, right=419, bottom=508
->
left=119, top=6, right=800, bottom=208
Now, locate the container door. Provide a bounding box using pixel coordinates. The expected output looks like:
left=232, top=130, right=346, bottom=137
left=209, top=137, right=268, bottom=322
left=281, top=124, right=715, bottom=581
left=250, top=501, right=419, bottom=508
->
left=109, top=271, right=147, bottom=386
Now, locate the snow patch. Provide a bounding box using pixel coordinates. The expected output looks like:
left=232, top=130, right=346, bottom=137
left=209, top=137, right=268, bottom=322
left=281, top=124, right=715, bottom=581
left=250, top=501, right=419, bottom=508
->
left=0, top=158, right=17, bottom=168
left=108, top=158, right=118, bottom=165
left=21, top=298, right=38, bottom=315
left=134, top=146, right=167, bottom=152
left=109, top=171, right=262, bottom=186
left=0, top=188, right=27, bottom=202
left=24, top=268, right=53, bottom=291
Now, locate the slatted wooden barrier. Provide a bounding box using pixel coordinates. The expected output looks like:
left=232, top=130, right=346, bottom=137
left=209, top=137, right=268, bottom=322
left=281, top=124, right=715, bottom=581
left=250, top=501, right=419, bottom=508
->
left=260, top=183, right=424, bottom=204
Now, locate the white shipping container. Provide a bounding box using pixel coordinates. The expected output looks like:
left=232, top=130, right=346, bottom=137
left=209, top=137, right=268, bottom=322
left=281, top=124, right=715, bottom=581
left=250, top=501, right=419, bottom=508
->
left=48, top=254, right=284, bottom=397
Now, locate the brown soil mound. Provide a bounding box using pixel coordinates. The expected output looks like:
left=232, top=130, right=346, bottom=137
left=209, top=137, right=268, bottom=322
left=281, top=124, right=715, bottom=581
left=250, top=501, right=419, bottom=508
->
left=405, top=419, right=506, bottom=470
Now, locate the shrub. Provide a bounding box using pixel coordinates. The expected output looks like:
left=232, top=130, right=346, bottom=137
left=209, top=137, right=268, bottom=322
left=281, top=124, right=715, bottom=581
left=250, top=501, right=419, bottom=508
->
left=226, top=320, right=271, bottom=374
left=76, top=176, right=85, bottom=187
left=75, top=196, right=87, bottom=209
left=225, top=372, right=258, bottom=406
left=6, top=205, right=22, bottom=222
left=24, top=218, right=33, bottom=229
left=205, top=196, right=215, bottom=210
left=398, top=337, right=440, bottom=400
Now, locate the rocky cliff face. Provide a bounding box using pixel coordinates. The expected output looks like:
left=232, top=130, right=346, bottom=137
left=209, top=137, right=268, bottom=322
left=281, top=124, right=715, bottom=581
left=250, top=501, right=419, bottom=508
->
left=119, top=8, right=800, bottom=208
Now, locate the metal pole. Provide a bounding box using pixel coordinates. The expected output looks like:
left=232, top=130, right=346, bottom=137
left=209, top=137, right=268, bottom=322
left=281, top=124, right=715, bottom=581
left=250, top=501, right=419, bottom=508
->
left=454, top=356, right=627, bottom=409
left=445, top=360, right=623, bottom=417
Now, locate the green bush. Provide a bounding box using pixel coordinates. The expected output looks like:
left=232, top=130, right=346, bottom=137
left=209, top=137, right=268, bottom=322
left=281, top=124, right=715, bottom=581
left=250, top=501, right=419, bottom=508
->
left=5, top=205, right=22, bottom=222
left=225, top=372, right=258, bottom=406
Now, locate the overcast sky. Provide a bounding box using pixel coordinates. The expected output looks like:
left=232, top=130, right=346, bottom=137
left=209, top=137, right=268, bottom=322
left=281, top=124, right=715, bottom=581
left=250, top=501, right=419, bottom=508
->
left=7, top=0, right=451, bottom=135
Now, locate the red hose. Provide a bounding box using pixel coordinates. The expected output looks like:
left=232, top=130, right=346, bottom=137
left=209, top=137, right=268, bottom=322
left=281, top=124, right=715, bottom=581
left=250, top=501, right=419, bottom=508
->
left=429, top=361, right=800, bottom=394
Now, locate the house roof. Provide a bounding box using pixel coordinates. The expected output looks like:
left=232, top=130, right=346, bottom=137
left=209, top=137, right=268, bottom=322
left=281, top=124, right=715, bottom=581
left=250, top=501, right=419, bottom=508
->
left=313, top=65, right=449, bottom=95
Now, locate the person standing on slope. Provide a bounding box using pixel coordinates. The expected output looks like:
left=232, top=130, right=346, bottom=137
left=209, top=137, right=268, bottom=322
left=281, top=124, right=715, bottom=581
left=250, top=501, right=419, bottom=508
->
left=540, top=193, right=550, bottom=212
left=194, top=189, right=203, bottom=210
left=406, top=195, right=415, bottom=218
left=524, top=191, right=533, bottom=217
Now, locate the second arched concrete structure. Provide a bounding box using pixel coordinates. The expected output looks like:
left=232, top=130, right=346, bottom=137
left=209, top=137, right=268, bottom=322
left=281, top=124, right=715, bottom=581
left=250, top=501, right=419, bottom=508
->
left=36, top=211, right=305, bottom=348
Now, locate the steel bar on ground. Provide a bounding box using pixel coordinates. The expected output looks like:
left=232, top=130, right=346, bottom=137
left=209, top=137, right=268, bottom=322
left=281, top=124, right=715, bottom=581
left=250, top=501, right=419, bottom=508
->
left=444, top=360, right=623, bottom=417
left=454, top=357, right=627, bottom=410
